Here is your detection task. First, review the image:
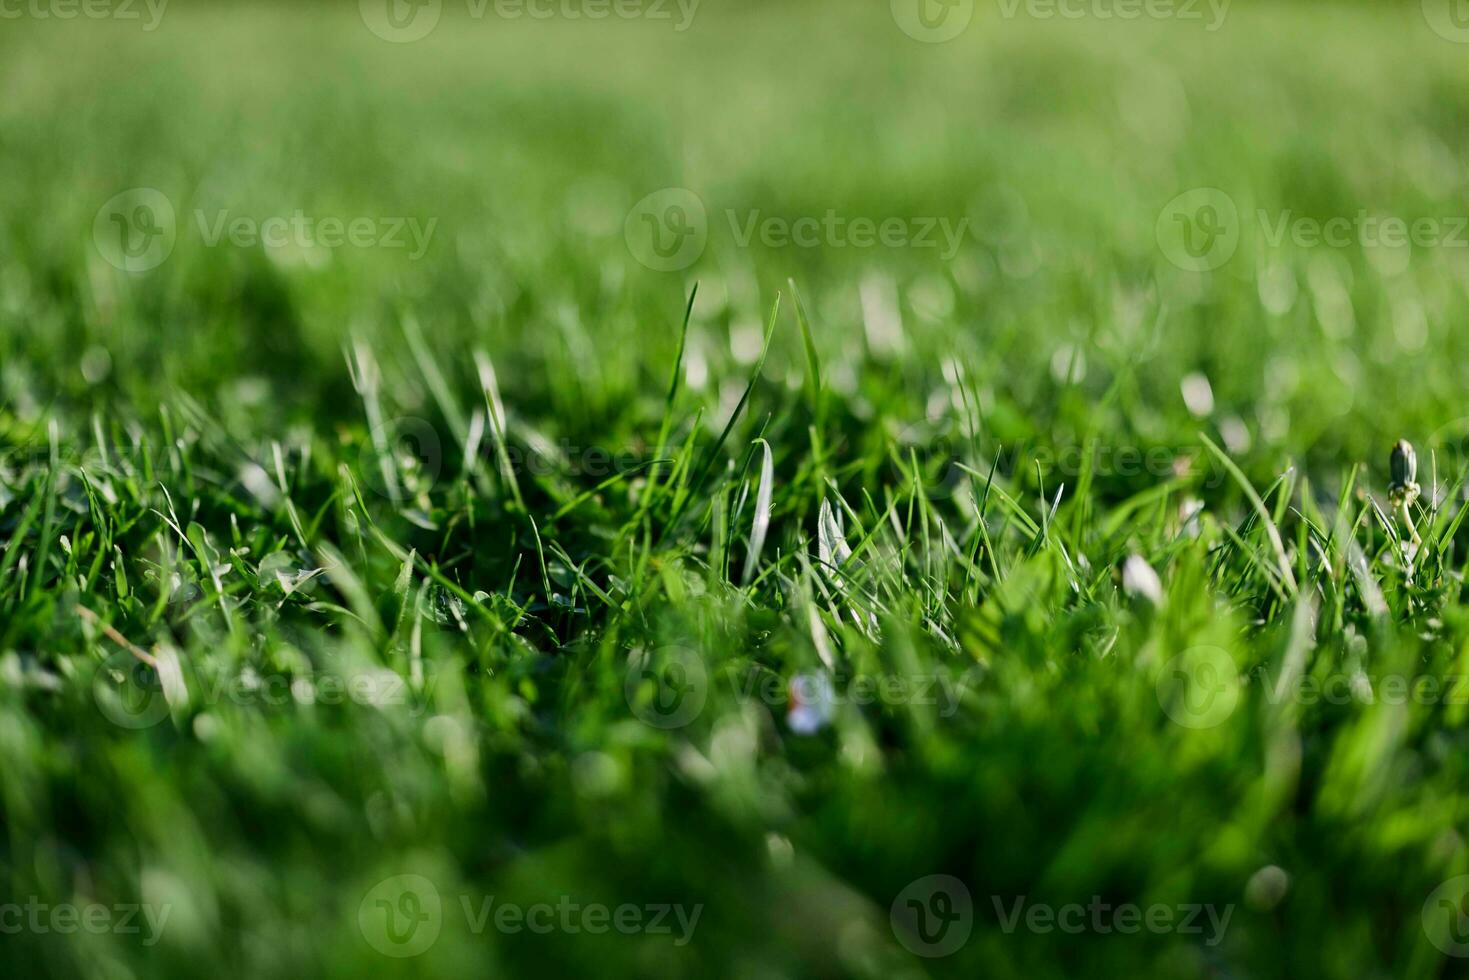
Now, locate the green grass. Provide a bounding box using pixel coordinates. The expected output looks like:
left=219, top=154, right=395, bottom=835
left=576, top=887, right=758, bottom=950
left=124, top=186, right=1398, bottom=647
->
left=5, top=2, right=1469, bottom=977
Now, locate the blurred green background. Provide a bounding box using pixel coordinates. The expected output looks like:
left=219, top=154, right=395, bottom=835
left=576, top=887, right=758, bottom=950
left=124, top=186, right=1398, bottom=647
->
left=4, top=0, right=1469, bottom=467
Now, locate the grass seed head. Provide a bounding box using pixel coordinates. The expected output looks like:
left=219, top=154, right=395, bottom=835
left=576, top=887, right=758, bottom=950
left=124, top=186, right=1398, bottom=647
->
left=1389, top=439, right=1419, bottom=503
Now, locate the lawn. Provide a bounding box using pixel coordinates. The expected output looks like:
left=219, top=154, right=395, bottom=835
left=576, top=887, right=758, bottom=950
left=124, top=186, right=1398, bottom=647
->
left=4, top=1, right=1469, bottom=977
